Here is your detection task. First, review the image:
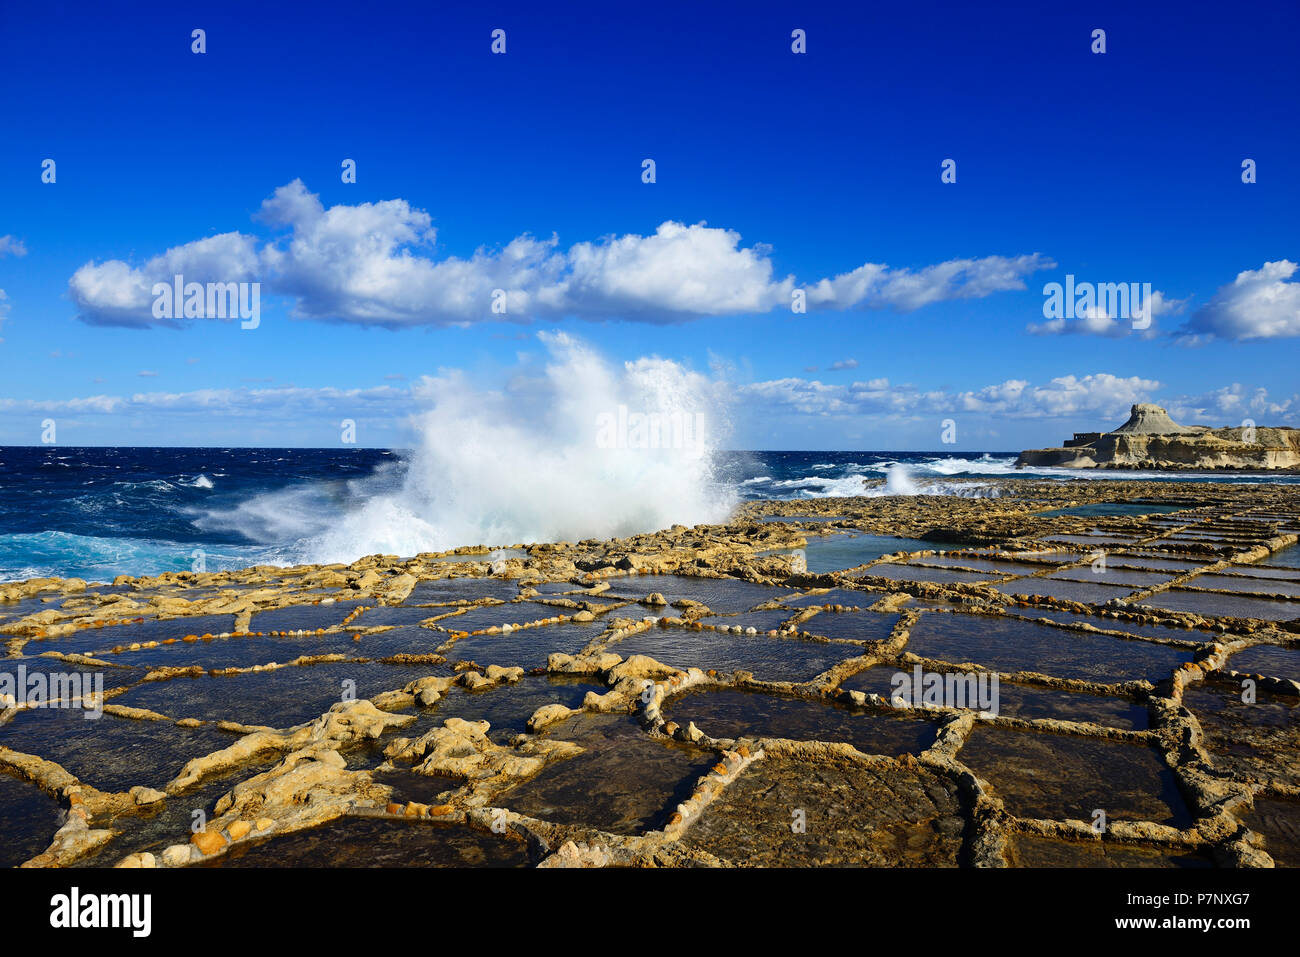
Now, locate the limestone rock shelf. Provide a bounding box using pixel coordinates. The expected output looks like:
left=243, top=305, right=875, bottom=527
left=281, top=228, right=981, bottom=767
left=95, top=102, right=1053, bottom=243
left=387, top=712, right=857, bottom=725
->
left=2, top=479, right=1298, bottom=868
left=1017, top=404, right=1300, bottom=471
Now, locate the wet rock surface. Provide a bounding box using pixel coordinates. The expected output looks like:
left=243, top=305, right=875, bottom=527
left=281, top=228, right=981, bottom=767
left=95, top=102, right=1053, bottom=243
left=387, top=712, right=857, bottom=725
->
left=664, top=688, right=938, bottom=756
left=680, top=755, right=967, bottom=866
left=841, top=666, right=1148, bottom=730
left=500, top=714, right=715, bottom=835
left=608, top=627, right=863, bottom=683
left=2, top=478, right=1298, bottom=867
left=958, top=725, right=1192, bottom=827
left=205, top=816, right=532, bottom=868
left=1240, top=794, right=1300, bottom=866
left=1183, top=682, right=1300, bottom=788
left=1006, top=833, right=1214, bottom=868
left=903, top=613, right=1192, bottom=684
left=0, top=771, right=63, bottom=868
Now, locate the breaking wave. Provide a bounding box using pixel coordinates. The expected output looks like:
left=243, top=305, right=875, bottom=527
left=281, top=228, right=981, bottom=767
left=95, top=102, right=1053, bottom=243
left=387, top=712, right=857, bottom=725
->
left=200, top=332, right=737, bottom=564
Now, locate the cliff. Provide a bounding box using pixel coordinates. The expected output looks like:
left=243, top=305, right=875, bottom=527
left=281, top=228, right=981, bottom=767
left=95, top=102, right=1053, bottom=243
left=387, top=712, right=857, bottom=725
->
left=1016, top=404, right=1300, bottom=471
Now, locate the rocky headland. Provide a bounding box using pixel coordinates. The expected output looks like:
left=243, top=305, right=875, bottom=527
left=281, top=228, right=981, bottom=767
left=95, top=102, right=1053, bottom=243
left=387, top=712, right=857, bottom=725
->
left=1016, top=404, right=1300, bottom=471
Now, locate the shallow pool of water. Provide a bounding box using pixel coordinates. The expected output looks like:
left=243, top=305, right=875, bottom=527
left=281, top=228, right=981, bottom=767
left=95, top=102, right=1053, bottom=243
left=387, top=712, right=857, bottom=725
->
left=663, top=688, right=937, bottom=755
left=904, top=613, right=1192, bottom=683
left=795, top=610, right=900, bottom=643
left=863, top=565, right=1006, bottom=585
left=1137, top=590, right=1300, bottom=622
left=1008, top=833, right=1210, bottom=867
left=1241, top=795, right=1300, bottom=867
left=0, top=708, right=243, bottom=793
left=1183, top=681, right=1300, bottom=788
left=0, top=772, right=63, bottom=867
left=840, top=665, right=1147, bottom=729
left=1037, top=503, right=1190, bottom=519
left=112, top=661, right=446, bottom=728
left=610, top=626, right=864, bottom=682
left=998, top=578, right=1138, bottom=604
left=604, top=575, right=793, bottom=614
left=1223, top=644, right=1300, bottom=683
left=404, top=578, right=524, bottom=605
left=680, top=754, right=967, bottom=866
left=1184, top=574, right=1300, bottom=598
left=761, top=533, right=933, bottom=573
left=208, top=816, right=532, bottom=867
left=442, top=619, right=604, bottom=670
left=959, top=725, right=1192, bottom=826
left=501, top=713, right=714, bottom=836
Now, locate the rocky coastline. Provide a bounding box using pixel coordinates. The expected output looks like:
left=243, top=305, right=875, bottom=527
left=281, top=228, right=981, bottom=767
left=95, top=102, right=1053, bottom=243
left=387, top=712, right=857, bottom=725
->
left=1, top=478, right=1298, bottom=868
left=1017, top=404, right=1300, bottom=471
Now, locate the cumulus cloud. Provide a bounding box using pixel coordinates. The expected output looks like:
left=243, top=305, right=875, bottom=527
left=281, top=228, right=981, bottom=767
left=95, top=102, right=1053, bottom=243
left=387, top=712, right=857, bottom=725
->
left=741, top=372, right=1161, bottom=421
left=0, top=235, right=24, bottom=330
left=0, top=384, right=407, bottom=418
left=69, top=233, right=261, bottom=328
left=805, top=254, right=1054, bottom=312
left=1026, top=290, right=1181, bottom=339
left=9, top=369, right=1295, bottom=437
left=742, top=378, right=859, bottom=415
left=1176, top=260, right=1300, bottom=341
left=1163, top=383, right=1300, bottom=426
left=0, top=394, right=126, bottom=414
left=828, top=358, right=859, bottom=370
left=68, top=180, right=1053, bottom=328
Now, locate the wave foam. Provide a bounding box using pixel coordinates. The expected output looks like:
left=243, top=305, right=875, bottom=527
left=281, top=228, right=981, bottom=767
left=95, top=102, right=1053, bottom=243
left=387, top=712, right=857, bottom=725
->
left=202, top=333, right=736, bottom=564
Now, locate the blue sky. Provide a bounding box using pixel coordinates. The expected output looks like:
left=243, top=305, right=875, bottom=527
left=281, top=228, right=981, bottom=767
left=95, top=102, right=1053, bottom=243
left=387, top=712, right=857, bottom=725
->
left=1, top=0, right=1297, bottom=450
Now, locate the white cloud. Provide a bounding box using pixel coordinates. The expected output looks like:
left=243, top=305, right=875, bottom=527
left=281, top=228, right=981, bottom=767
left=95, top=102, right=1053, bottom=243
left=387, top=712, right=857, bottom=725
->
left=828, top=358, right=859, bottom=370
left=7, top=369, right=1296, bottom=438
left=746, top=373, right=1298, bottom=430
left=0, top=384, right=407, bottom=418
left=988, top=373, right=1160, bottom=418
left=742, top=378, right=858, bottom=415
left=69, top=233, right=261, bottom=328
left=741, top=372, right=1161, bottom=421
left=1163, top=383, right=1300, bottom=426
left=1177, top=260, right=1300, bottom=341
left=0, top=394, right=126, bottom=414
left=1026, top=290, right=1180, bottom=339
left=0, top=235, right=27, bottom=257
left=68, top=180, right=1053, bottom=328
left=805, top=254, right=1054, bottom=311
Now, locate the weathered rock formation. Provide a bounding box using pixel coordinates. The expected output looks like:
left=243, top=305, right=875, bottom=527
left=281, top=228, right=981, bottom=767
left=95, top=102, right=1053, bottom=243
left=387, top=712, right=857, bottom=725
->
left=2, top=479, right=1299, bottom=870
left=1017, top=404, right=1300, bottom=471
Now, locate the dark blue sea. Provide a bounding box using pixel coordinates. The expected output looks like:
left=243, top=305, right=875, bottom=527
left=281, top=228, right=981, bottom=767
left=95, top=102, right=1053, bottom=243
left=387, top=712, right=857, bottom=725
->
left=1, top=446, right=1294, bottom=582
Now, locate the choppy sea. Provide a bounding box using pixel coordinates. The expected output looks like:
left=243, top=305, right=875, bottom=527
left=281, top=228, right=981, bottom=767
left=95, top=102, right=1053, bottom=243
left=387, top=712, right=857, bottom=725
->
left=2, top=446, right=1294, bottom=581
